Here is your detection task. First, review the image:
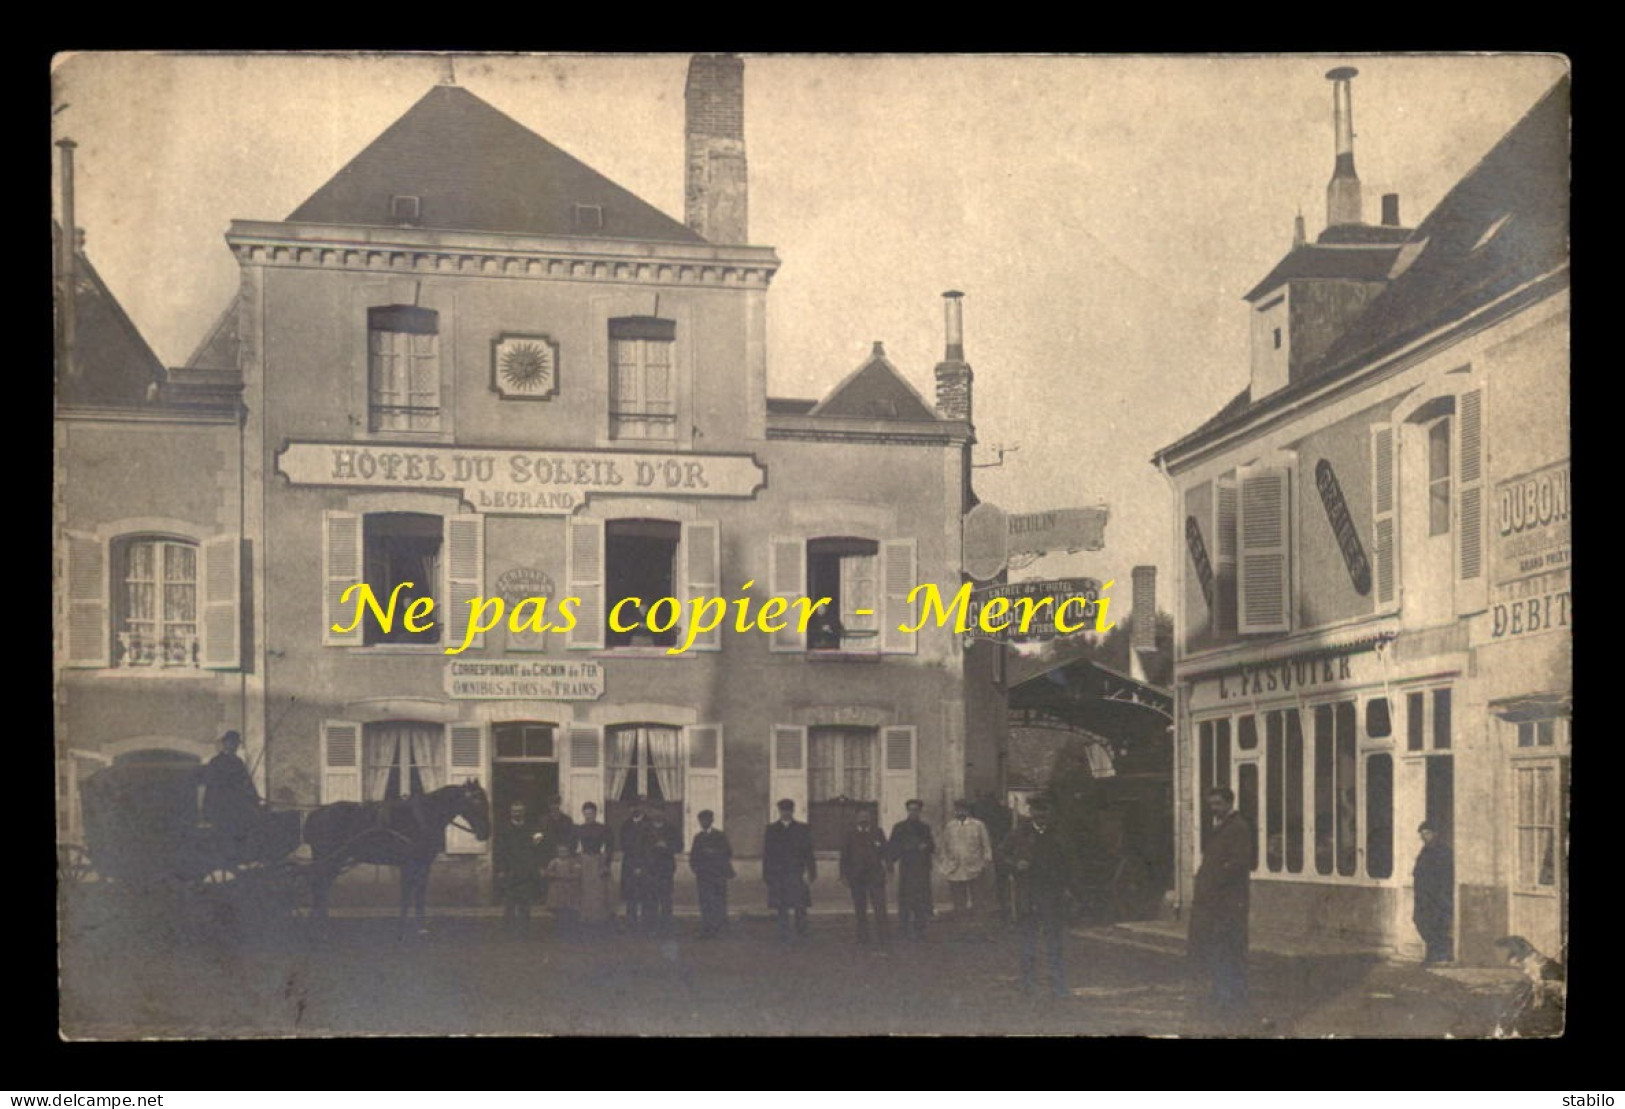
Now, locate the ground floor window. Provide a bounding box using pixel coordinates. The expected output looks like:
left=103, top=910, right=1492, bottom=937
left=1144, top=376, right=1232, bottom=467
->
left=1513, top=762, right=1560, bottom=889
left=1313, top=701, right=1358, bottom=877
left=605, top=724, right=683, bottom=829
left=808, top=725, right=877, bottom=851
left=363, top=721, right=445, bottom=800
left=1264, top=708, right=1305, bottom=874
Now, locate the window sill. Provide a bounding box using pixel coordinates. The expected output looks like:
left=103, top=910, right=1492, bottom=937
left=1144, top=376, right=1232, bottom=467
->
left=70, top=666, right=224, bottom=679
left=346, top=644, right=448, bottom=655
left=806, top=650, right=882, bottom=663
left=583, top=647, right=697, bottom=659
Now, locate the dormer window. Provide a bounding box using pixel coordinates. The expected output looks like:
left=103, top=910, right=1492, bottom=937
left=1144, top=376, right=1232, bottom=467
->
left=573, top=204, right=604, bottom=232
left=390, top=195, right=422, bottom=225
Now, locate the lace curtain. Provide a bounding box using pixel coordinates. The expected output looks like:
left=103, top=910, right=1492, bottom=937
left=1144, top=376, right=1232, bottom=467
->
left=364, top=722, right=446, bottom=800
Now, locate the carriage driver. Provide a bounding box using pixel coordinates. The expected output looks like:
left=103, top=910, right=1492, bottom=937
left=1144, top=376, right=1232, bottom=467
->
left=201, top=731, right=262, bottom=856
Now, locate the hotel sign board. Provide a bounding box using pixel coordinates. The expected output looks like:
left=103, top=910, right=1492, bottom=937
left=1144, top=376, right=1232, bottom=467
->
left=964, top=577, right=1101, bottom=644
left=277, top=442, right=766, bottom=515
left=1007, top=506, right=1109, bottom=556
left=445, top=659, right=605, bottom=701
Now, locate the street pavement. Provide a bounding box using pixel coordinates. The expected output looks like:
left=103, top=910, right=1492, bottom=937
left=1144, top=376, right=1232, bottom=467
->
left=58, top=893, right=1540, bottom=1039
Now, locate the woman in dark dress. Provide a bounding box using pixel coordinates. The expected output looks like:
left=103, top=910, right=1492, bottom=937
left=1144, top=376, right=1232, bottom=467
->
left=574, top=802, right=615, bottom=930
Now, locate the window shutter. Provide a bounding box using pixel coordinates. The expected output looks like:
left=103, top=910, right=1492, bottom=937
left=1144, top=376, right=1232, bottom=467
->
left=1456, top=387, right=1487, bottom=612
left=879, top=724, right=918, bottom=832
left=63, top=531, right=109, bottom=668
left=323, top=511, right=363, bottom=646
left=562, top=723, right=604, bottom=818
left=1213, top=476, right=1238, bottom=635
left=566, top=518, right=605, bottom=650
left=1371, top=425, right=1398, bottom=610
left=682, top=520, right=722, bottom=652
left=443, top=514, right=485, bottom=651
left=320, top=720, right=362, bottom=803
left=769, top=724, right=808, bottom=819
left=768, top=538, right=806, bottom=652
left=684, top=724, right=724, bottom=838
left=1237, top=466, right=1291, bottom=634
left=199, top=534, right=242, bottom=670
left=880, top=539, right=918, bottom=655
left=445, top=723, right=487, bottom=853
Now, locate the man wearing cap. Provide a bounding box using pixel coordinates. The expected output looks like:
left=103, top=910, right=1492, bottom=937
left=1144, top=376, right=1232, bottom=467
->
left=495, top=800, right=545, bottom=937
left=201, top=730, right=260, bottom=859
left=839, top=809, right=890, bottom=943
left=1189, top=786, right=1253, bottom=1020
left=888, top=799, right=936, bottom=939
left=763, top=798, right=816, bottom=939
left=689, top=809, right=735, bottom=939
left=998, top=794, right=1077, bottom=998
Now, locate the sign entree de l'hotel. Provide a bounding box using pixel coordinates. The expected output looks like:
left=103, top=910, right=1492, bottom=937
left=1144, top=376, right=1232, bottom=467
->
left=276, top=442, right=767, bottom=513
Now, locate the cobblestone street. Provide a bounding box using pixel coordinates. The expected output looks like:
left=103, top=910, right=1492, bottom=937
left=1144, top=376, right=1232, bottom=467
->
left=59, top=900, right=1533, bottom=1039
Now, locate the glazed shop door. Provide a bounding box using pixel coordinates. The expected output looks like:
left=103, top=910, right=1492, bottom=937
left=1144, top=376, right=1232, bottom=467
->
left=492, top=722, right=560, bottom=901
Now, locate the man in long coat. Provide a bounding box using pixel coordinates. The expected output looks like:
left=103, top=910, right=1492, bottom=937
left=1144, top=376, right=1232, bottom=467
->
left=494, top=801, right=544, bottom=936
left=839, top=810, right=890, bottom=942
left=999, top=793, right=1076, bottom=997
left=618, top=805, right=654, bottom=930
left=1412, top=821, right=1454, bottom=965
left=200, top=731, right=260, bottom=860
left=763, top=798, right=816, bottom=939
left=643, top=809, right=682, bottom=934
left=887, top=799, right=936, bottom=938
left=688, top=809, right=735, bottom=938
left=1189, top=786, right=1253, bottom=1018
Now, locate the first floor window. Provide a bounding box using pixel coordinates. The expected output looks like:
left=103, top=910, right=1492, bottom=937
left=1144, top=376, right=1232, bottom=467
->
left=806, top=537, right=881, bottom=650
left=363, top=513, right=442, bottom=645
left=363, top=721, right=446, bottom=801
left=605, top=520, right=681, bottom=648
left=115, top=536, right=198, bottom=667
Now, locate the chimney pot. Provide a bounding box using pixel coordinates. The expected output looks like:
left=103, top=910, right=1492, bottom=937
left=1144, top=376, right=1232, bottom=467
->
left=872, top=340, right=886, bottom=357
left=1381, top=193, right=1400, bottom=226
left=943, top=290, right=965, bottom=361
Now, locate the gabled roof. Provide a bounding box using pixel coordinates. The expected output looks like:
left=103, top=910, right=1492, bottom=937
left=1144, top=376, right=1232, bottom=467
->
left=1314, top=74, right=1569, bottom=374
left=810, top=342, right=939, bottom=421
left=1156, top=73, right=1569, bottom=465
left=1242, top=242, right=1403, bottom=302
left=287, top=84, right=704, bottom=244
left=55, top=224, right=166, bottom=408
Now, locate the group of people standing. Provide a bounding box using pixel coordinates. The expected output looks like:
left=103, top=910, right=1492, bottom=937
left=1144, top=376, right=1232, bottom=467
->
left=495, top=799, right=734, bottom=939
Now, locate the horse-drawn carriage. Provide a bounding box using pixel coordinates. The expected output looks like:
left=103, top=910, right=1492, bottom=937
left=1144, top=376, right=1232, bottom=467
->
left=60, top=752, right=493, bottom=936
left=64, top=751, right=308, bottom=935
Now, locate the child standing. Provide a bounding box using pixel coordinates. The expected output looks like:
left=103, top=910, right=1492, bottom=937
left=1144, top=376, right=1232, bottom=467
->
left=543, top=842, right=582, bottom=939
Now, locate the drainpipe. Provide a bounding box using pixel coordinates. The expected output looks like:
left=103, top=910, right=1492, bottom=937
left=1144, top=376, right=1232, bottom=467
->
left=1156, top=452, right=1186, bottom=919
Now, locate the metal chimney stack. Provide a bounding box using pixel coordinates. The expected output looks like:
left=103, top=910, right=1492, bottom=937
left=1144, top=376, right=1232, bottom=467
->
left=1325, top=67, right=1362, bottom=227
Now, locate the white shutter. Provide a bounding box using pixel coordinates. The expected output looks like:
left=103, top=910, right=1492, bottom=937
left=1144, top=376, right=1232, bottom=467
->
left=566, top=517, right=606, bottom=650
left=63, top=531, right=109, bottom=667
left=1213, top=476, right=1238, bottom=635
left=320, top=720, right=362, bottom=803
left=685, top=724, right=724, bottom=838
left=444, top=514, right=485, bottom=651
left=563, top=723, right=604, bottom=818
left=769, top=724, right=808, bottom=818
left=1371, top=425, right=1398, bottom=611
left=1237, top=466, right=1291, bottom=634
left=880, top=539, right=918, bottom=655
left=445, top=723, right=487, bottom=853
left=323, top=511, right=363, bottom=646
left=769, top=538, right=806, bottom=652
left=880, top=724, right=918, bottom=832
left=199, top=534, right=241, bottom=670
left=683, top=520, right=722, bottom=652
left=1456, top=387, right=1487, bottom=613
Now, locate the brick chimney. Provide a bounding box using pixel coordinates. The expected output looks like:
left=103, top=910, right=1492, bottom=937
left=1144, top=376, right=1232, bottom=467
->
left=1131, top=565, right=1158, bottom=654
left=685, top=54, right=748, bottom=244
left=934, top=291, right=973, bottom=424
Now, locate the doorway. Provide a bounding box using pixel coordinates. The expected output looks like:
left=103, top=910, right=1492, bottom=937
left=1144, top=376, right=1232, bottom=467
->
left=491, top=722, right=559, bottom=903
left=1425, top=755, right=1455, bottom=960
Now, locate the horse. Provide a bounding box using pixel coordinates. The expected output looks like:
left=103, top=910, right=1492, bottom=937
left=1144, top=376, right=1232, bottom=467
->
left=303, top=779, right=491, bottom=933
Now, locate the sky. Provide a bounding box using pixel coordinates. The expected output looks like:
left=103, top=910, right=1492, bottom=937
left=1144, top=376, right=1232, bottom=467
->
left=49, top=52, right=1567, bottom=598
